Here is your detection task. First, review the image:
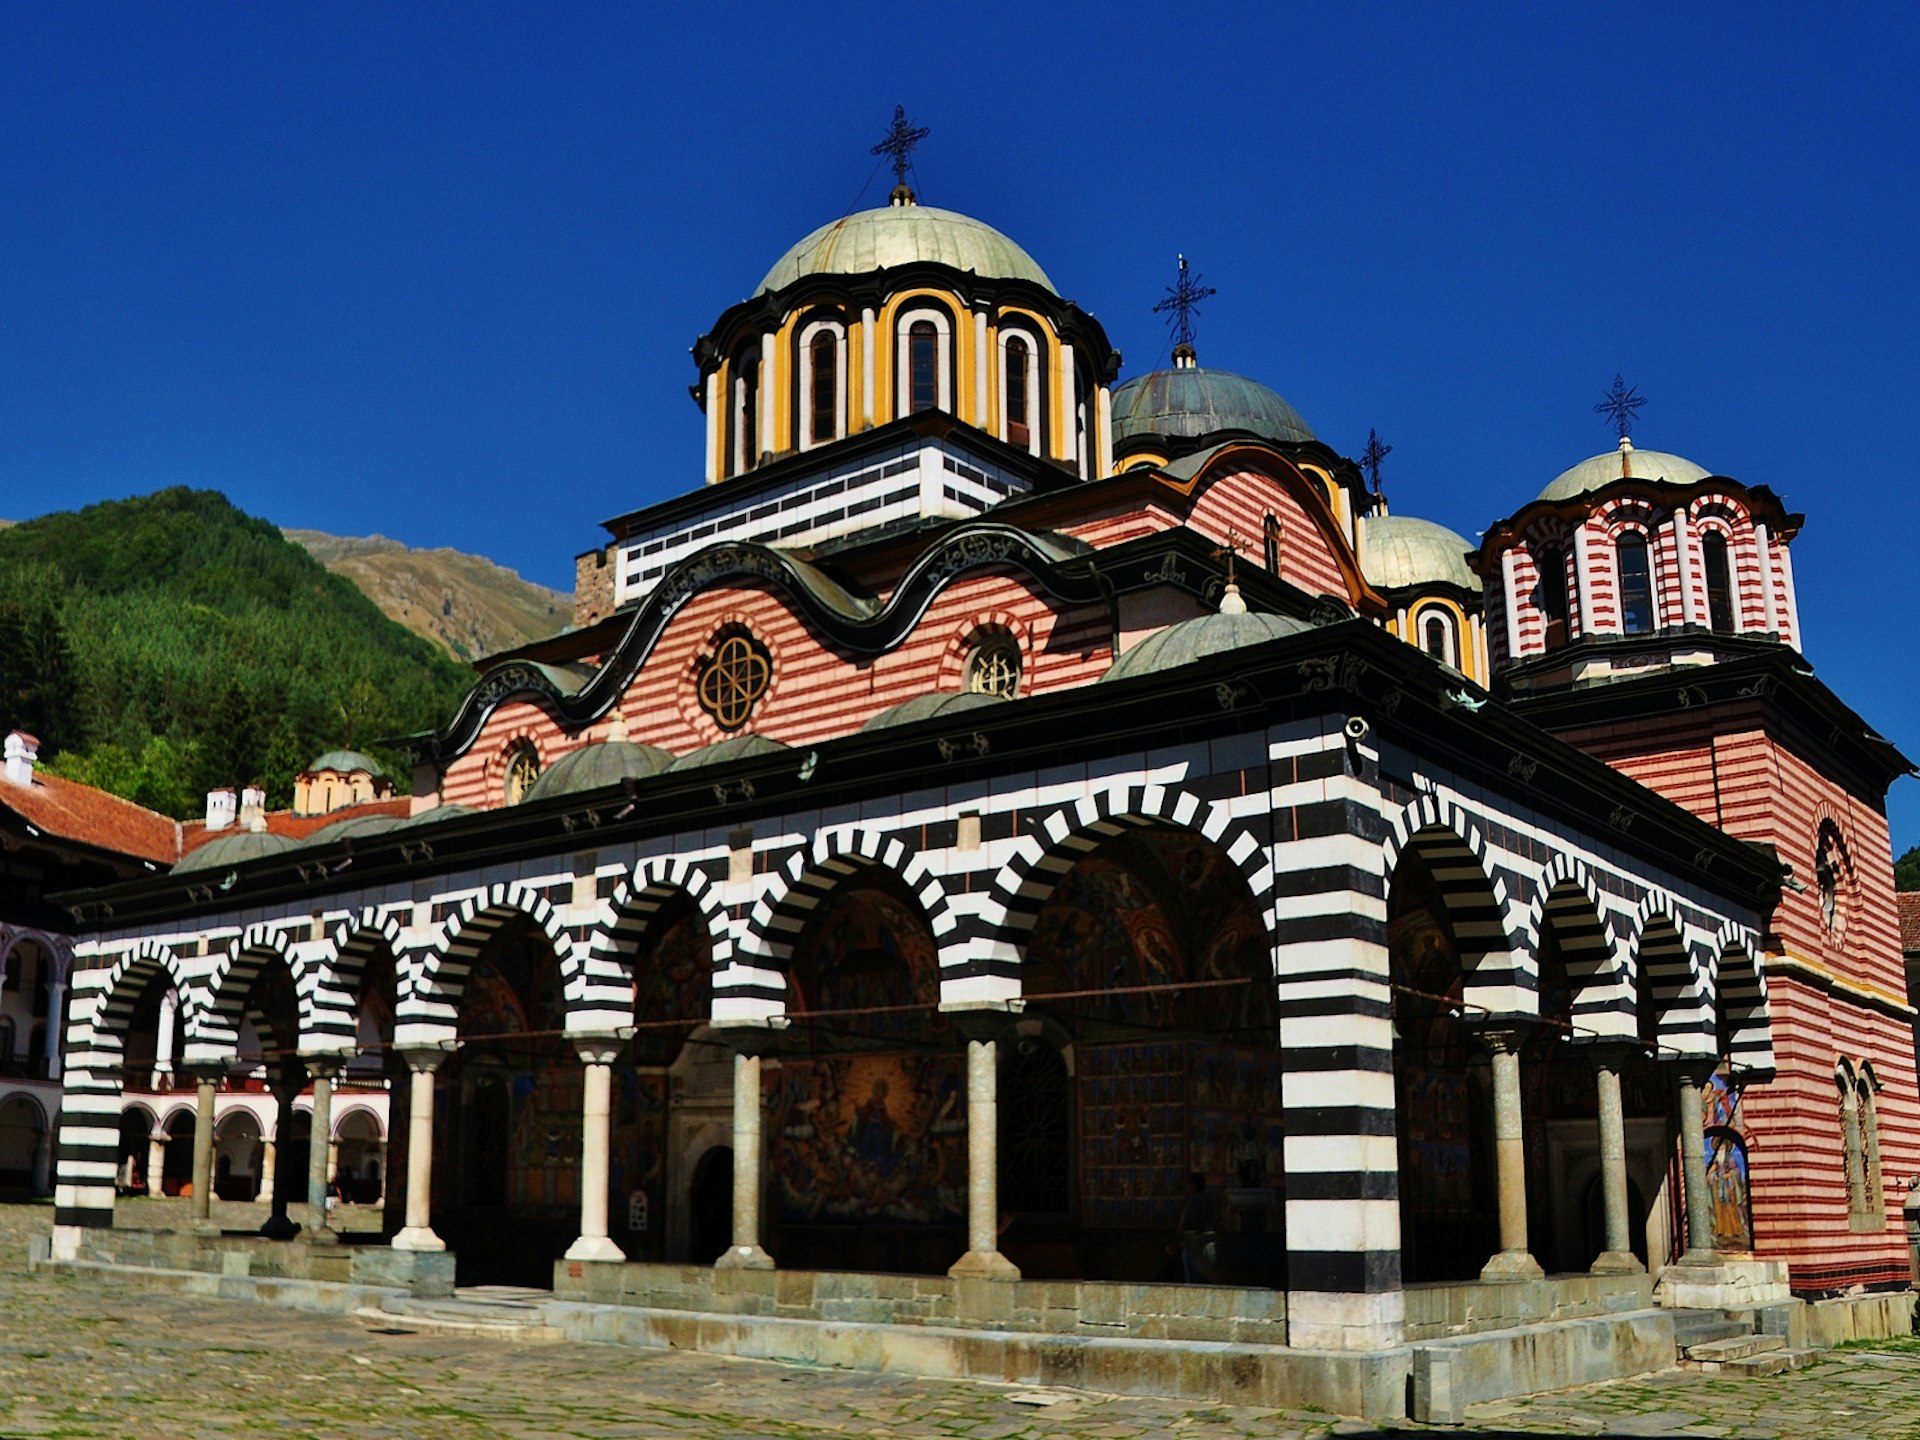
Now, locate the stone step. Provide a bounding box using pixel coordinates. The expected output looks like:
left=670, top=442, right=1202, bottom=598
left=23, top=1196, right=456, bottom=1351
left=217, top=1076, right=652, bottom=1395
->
left=352, top=1304, right=567, bottom=1344
left=1685, top=1332, right=1785, bottom=1364
left=1722, top=1347, right=1816, bottom=1378
left=1671, top=1317, right=1748, bottom=1353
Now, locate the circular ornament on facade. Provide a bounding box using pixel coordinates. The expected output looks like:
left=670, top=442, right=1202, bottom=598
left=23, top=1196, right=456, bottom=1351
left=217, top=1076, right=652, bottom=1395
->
left=697, top=628, right=772, bottom=731
left=504, top=744, right=541, bottom=806
left=964, top=635, right=1021, bottom=700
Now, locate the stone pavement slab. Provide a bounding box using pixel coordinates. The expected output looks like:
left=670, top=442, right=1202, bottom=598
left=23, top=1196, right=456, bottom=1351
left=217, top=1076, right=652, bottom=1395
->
left=8, top=1200, right=1920, bottom=1438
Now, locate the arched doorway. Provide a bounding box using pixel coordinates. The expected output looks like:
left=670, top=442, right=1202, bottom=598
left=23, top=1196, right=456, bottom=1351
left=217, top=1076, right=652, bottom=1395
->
left=1022, top=824, right=1283, bottom=1286
left=767, top=872, right=958, bottom=1274
left=688, top=1145, right=733, bottom=1264
left=213, top=1111, right=262, bottom=1201
left=1388, top=842, right=1498, bottom=1282
left=0, top=1096, right=43, bottom=1190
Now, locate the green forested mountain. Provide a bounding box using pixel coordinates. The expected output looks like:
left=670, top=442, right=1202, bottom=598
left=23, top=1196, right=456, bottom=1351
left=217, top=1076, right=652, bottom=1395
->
left=0, top=488, right=475, bottom=818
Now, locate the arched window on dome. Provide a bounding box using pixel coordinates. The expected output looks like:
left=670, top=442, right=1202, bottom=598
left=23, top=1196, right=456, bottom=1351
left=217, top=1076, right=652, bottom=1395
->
left=1421, top=611, right=1457, bottom=668
left=731, top=348, right=760, bottom=476
left=1004, top=336, right=1031, bottom=449
left=1701, top=530, right=1736, bottom=634
left=895, top=306, right=952, bottom=417
left=798, top=319, right=846, bottom=450
left=1536, top=544, right=1571, bottom=649
left=1616, top=532, right=1654, bottom=635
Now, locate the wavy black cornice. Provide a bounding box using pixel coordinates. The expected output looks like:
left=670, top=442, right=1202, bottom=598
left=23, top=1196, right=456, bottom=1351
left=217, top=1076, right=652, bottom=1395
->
left=426, top=523, right=1111, bottom=761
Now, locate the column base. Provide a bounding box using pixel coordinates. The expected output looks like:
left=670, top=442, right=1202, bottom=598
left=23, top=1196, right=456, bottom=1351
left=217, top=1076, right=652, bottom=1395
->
left=307, top=1225, right=340, bottom=1247
left=947, top=1247, right=1020, bottom=1280
left=189, top=1216, right=219, bottom=1237
left=1590, top=1249, right=1645, bottom=1276
left=1653, top=1255, right=1790, bottom=1309
left=713, top=1244, right=775, bottom=1271
left=391, top=1225, right=446, bottom=1253
left=260, top=1213, right=300, bottom=1242
left=1478, top=1249, right=1546, bottom=1282
left=563, top=1234, right=628, bottom=1264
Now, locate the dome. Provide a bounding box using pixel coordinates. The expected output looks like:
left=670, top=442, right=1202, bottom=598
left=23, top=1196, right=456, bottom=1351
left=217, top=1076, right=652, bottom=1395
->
left=860, top=691, right=1007, bottom=732
left=174, top=829, right=298, bottom=873
left=523, top=740, right=676, bottom=802
left=399, top=804, right=475, bottom=827
left=1111, top=367, right=1315, bottom=448
left=304, top=749, right=386, bottom=778
left=1538, top=438, right=1713, bottom=502
left=302, top=813, right=405, bottom=845
left=756, top=203, right=1055, bottom=296
left=1362, top=515, right=1481, bottom=593
left=667, top=732, right=790, bottom=771
left=1100, top=607, right=1316, bottom=685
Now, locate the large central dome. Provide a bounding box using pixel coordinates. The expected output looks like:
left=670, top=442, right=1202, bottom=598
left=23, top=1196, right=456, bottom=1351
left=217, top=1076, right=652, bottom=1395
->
left=756, top=202, right=1056, bottom=296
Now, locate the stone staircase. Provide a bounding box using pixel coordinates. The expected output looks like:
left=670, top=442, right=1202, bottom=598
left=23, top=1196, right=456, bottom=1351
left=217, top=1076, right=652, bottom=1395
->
left=353, top=1285, right=567, bottom=1343
left=1672, top=1309, right=1818, bottom=1376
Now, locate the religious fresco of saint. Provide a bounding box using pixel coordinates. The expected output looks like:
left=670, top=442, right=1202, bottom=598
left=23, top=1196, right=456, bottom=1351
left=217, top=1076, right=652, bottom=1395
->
left=770, top=1052, right=966, bottom=1224
left=1704, top=1069, right=1754, bottom=1253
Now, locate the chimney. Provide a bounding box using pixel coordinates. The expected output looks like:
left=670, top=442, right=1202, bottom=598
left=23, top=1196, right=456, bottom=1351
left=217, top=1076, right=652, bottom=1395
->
left=3, top=732, right=39, bottom=787
left=239, top=786, right=268, bottom=833
left=205, top=788, right=237, bottom=831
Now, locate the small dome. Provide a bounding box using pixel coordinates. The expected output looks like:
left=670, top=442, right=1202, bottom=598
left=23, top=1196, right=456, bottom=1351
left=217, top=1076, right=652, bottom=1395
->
left=1101, top=608, right=1316, bottom=685
left=757, top=204, right=1055, bottom=296
left=304, top=748, right=386, bottom=778
left=524, top=740, right=676, bottom=802
left=1362, top=515, right=1481, bottom=593
left=1111, top=367, right=1315, bottom=448
left=174, top=830, right=298, bottom=873
left=667, top=732, right=790, bottom=771
left=1538, top=438, right=1712, bottom=502
left=400, top=804, right=476, bottom=827
left=303, top=812, right=405, bottom=845
left=860, top=691, right=1007, bottom=732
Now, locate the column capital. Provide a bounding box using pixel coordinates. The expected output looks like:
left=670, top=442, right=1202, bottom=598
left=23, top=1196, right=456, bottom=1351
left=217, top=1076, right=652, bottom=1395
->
left=397, top=1047, right=450, bottom=1076
left=1661, top=1055, right=1719, bottom=1086
left=573, top=1038, right=623, bottom=1067
left=298, top=1054, right=349, bottom=1081
left=179, top=1062, right=229, bottom=1087
left=710, top=1019, right=788, bottom=1059
left=1466, top=1019, right=1535, bottom=1055
left=939, top=1000, right=1023, bottom=1045
left=1573, top=1039, right=1647, bottom=1072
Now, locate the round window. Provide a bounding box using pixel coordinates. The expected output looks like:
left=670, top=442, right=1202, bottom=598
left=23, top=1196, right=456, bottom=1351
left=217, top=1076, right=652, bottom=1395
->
left=965, top=636, right=1021, bottom=699
left=504, top=744, right=540, bottom=806
left=697, top=628, right=772, bottom=731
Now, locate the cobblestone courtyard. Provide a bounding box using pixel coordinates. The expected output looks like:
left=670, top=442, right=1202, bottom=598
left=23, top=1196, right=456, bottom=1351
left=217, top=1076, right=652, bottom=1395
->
left=5, top=1200, right=1918, bottom=1439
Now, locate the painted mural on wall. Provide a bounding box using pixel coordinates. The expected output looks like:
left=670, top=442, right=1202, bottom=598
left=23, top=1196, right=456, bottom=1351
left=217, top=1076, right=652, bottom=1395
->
left=631, top=907, right=711, bottom=1066
left=1704, top=1069, right=1754, bottom=1252
left=610, top=1068, right=669, bottom=1256
left=770, top=1052, right=966, bottom=1223
left=787, top=887, right=947, bottom=1045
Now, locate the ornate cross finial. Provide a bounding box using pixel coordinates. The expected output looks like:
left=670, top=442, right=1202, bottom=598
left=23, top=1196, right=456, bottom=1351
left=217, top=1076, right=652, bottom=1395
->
left=1152, top=253, right=1217, bottom=356
left=1212, top=527, right=1244, bottom=586
left=1361, top=428, right=1393, bottom=494
left=1594, top=374, right=1647, bottom=441
left=872, top=105, right=931, bottom=193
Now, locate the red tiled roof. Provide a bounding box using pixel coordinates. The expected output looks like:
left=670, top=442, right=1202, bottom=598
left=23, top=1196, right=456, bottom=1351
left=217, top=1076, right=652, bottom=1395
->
left=1899, top=891, right=1920, bottom=956
left=179, top=796, right=414, bottom=856
left=0, top=771, right=181, bottom=865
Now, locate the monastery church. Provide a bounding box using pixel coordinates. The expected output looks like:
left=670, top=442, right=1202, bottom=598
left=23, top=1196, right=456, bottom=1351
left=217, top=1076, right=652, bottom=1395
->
left=28, top=117, right=1919, bottom=1415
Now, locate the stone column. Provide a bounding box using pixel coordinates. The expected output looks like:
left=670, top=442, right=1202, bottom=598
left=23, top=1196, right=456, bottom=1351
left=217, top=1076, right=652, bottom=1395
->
left=31, top=1122, right=51, bottom=1195
left=1478, top=1028, right=1544, bottom=1281
left=565, top=1041, right=626, bottom=1263
left=256, top=1139, right=276, bottom=1203
left=305, top=1062, right=340, bottom=1244
left=712, top=1026, right=775, bottom=1270
left=45, top=982, right=66, bottom=1080
left=393, top=1050, right=446, bottom=1252
left=375, top=1140, right=388, bottom=1206
left=153, top=991, right=178, bottom=1089
left=1674, top=1065, right=1718, bottom=1265
left=1590, top=1053, right=1644, bottom=1274
left=948, top=1037, right=1019, bottom=1279
left=189, top=1068, right=219, bottom=1232
left=327, top=1140, right=340, bottom=1185
left=146, top=1130, right=166, bottom=1197
left=260, top=1072, right=301, bottom=1240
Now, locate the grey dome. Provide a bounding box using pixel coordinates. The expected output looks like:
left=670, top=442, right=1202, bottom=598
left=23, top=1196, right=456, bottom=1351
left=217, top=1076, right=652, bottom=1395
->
left=667, top=733, right=790, bottom=772
left=524, top=740, right=676, bottom=801
left=1101, top=608, right=1316, bottom=685
left=1539, top=439, right=1712, bottom=502
left=1111, top=367, right=1315, bottom=447
left=175, top=830, right=298, bottom=873
left=399, top=804, right=475, bottom=827
left=757, top=204, right=1055, bottom=296
left=302, top=812, right=405, bottom=845
left=860, top=691, right=1008, bottom=732
left=304, top=748, right=386, bottom=778
left=1362, top=515, right=1481, bottom=593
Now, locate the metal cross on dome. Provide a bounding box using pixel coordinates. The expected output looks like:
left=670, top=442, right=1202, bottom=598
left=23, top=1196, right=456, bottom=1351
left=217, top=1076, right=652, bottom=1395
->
left=1594, top=374, right=1648, bottom=441
left=872, top=105, right=931, bottom=190
left=1361, top=428, right=1393, bottom=494
left=1152, top=254, right=1217, bottom=351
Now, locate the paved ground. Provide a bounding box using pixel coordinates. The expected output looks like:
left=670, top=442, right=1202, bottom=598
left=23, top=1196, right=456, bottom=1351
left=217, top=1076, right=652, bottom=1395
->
left=4, top=1198, right=1918, bottom=1439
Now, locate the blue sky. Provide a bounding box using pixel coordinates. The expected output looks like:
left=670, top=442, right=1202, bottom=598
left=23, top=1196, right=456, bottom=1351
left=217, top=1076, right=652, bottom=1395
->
left=3, top=4, right=1916, bottom=850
